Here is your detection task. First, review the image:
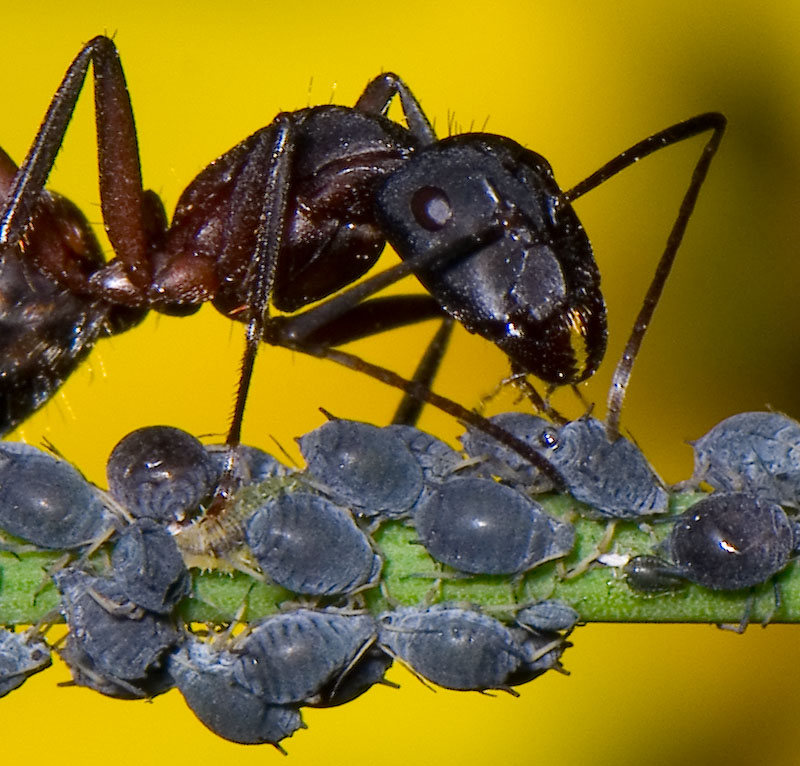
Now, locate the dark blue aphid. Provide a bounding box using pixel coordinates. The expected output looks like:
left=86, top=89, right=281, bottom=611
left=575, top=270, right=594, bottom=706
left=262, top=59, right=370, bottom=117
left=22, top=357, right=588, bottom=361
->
left=54, top=567, right=181, bottom=692
left=298, top=419, right=423, bottom=518
left=234, top=610, right=377, bottom=705
left=459, top=411, right=557, bottom=491
left=378, top=605, right=565, bottom=692
left=246, top=492, right=381, bottom=596
left=668, top=492, right=794, bottom=591
left=169, top=638, right=304, bottom=750
left=106, top=425, right=217, bottom=523
left=689, top=412, right=800, bottom=507
left=413, top=476, right=574, bottom=575
left=622, top=555, right=687, bottom=593
left=542, top=416, right=668, bottom=518
left=0, top=442, right=111, bottom=549
left=0, top=628, right=51, bottom=697
left=111, top=519, right=191, bottom=613
left=516, top=600, right=580, bottom=634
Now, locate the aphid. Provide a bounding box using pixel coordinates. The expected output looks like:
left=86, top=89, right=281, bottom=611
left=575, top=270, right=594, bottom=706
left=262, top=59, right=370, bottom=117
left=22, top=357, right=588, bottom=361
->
left=515, top=600, right=580, bottom=634
left=54, top=567, right=181, bottom=690
left=106, top=426, right=217, bottom=523
left=0, top=35, right=723, bottom=474
left=110, top=518, right=191, bottom=614
left=245, top=492, right=381, bottom=596
left=378, top=605, right=565, bottom=692
left=298, top=419, right=423, bottom=519
left=413, top=476, right=574, bottom=575
left=459, top=411, right=557, bottom=491
left=0, top=628, right=51, bottom=698
left=232, top=609, right=377, bottom=705
left=460, top=412, right=667, bottom=518
left=0, top=442, right=111, bottom=549
left=667, top=492, right=795, bottom=591
left=541, top=416, right=668, bottom=518
left=688, top=411, right=800, bottom=507
left=622, top=555, right=687, bottom=593
left=168, top=638, right=304, bottom=751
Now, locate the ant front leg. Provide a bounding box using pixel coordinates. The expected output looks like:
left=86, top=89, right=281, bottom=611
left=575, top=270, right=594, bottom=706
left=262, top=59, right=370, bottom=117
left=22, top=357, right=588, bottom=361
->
left=224, top=117, right=296, bottom=456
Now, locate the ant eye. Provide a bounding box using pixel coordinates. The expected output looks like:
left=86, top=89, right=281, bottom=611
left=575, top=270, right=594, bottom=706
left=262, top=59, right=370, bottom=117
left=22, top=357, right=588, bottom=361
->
left=411, top=186, right=452, bottom=231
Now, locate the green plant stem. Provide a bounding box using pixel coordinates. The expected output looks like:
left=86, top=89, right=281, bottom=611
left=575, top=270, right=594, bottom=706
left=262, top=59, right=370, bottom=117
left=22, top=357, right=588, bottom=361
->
left=2, top=489, right=796, bottom=627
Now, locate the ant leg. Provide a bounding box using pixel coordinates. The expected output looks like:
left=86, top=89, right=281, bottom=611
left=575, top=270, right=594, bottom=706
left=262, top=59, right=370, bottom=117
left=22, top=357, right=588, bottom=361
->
left=296, top=294, right=445, bottom=348
left=391, top=318, right=455, bottom=426
left=212, top=118, right=296, bottom=503
left=300, top=343, right=564, bottom=487
left=561, top=113, right=726, bottom=439
left=0, top=35, right=161, bottom=298
left=356, top=73, right=437, bottom=145
left=265, top=221, right=503, bottom=348
left=227, top=121, right=294, bottom=440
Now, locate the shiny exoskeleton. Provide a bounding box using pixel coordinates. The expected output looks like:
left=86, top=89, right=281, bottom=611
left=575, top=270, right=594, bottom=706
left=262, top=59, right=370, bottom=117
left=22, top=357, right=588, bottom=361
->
left=0, top=35, right=725, bottom=456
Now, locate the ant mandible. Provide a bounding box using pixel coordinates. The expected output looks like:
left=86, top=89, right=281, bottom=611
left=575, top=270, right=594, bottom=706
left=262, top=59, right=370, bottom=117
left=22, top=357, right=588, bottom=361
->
left=0, top=35, right=725, bottom=470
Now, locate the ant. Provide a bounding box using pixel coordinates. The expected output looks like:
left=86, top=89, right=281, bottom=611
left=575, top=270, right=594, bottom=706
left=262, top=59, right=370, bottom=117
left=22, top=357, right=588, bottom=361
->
left=0, top=36, right=724, bottom=492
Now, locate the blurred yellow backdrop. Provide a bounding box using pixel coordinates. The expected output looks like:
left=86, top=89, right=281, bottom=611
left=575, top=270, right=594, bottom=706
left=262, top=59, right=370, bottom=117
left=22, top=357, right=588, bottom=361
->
left=2, top=2, right=800, bottom=764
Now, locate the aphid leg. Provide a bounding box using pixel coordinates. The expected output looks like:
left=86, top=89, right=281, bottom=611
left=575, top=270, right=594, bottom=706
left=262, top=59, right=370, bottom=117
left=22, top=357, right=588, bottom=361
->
left=218, top=586, right=257, bottom=648
left=376, top=641, right=438, bottom=693
left=86, top=585, right=145, bottom=620
left=508, top=365, right=568, bottom=423
left=327, top=634, right=378, bottom=699
left=560, top=114, right=726, bottom=439
left=563, top=520, right=618, bottom=580
left=763, top=580, right=782, bottom=627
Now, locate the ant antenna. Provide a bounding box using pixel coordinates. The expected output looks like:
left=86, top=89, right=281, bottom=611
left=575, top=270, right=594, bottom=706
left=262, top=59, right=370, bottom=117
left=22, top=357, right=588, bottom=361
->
left=562, top=113, right=726, bottom=439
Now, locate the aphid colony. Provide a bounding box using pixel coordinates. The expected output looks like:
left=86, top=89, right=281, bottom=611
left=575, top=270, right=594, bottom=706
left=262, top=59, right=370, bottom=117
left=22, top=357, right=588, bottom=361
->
left=1, top=409, right=800, bottom=750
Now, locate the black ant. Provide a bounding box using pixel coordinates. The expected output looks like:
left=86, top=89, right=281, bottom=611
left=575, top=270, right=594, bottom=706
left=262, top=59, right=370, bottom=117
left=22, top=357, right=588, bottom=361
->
left=0, top=36, right=724, bottom=489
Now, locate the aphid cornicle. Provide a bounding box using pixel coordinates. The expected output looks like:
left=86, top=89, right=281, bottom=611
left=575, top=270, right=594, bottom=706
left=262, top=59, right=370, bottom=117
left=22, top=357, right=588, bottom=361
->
left=0, top=35, right=724, bottom=474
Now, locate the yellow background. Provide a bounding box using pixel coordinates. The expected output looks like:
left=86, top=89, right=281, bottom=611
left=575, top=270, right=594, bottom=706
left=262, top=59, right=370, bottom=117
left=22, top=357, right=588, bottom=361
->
left=2, top=2, right=800, bottom=764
